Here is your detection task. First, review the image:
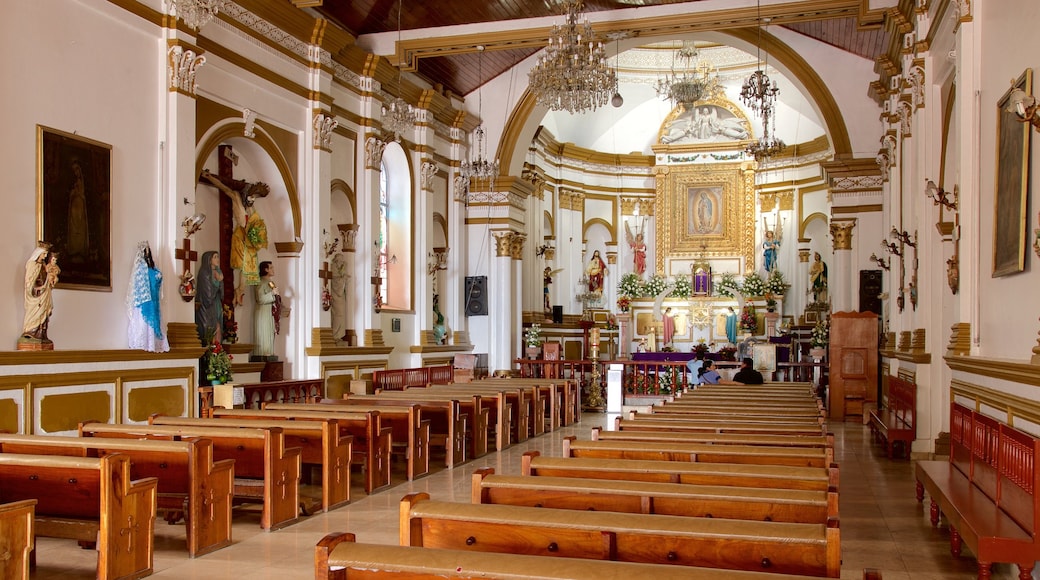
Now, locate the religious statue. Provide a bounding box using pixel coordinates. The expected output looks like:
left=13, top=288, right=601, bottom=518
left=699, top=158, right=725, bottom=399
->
left=725, top=306, right=738, bottom=344
left=624, top=221, right=646, bottom=276
left=200, top=170, right=270, bottom=305
left=662, top=307, right=676, bottom=346
left=810, top=252, right=828, bottom=304
left=253, top=261, right=282, bottom=360
left=762, top=229, right=781, bottom=272
left=586, top=250, right=607, bottom=294
left=195, top=250, right=224, bottom=345
left=543, top=267, right=562, bottom=317
left=432, top=294, right=447, bottom=345
left=329, top=252, right=350, bottom=342
left=20, top=242, right=60, bottom=348
left=127, top=241, right=169, bottom=353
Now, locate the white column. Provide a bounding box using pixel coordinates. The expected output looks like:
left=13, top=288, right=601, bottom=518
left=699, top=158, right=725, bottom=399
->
left=829, top=220, right=857, bottom=312
left=489, top=231, right=515, bottom=372
left=796, top=247, right=811, bottom=318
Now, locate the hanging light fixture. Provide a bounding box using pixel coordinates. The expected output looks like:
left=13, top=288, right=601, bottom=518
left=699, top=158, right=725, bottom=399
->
left=459, top=46, right=500, bottom=190
left=169, top=0, right=226, bottom=31
left=610, top=34, right=624, bottom=108
left=741, top=3, right=785, bottom=161
left=381, top=0, right=415, bottom=142
left=528, top=0, right=616, bottom=114
left=654, top=41, right=720, bottom=110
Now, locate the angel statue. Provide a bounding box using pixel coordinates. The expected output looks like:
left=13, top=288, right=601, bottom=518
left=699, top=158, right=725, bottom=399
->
left=624, top=221, right=647, bottom=276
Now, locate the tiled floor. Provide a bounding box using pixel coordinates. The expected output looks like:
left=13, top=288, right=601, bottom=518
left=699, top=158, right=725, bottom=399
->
left=30, top=414, right=1027, bottom=579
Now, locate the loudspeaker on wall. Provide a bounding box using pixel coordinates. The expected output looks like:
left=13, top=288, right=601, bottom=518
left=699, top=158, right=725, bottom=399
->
left=552, top=305, right=564, bottom=324
left=464, top=276, right=488, bottom=316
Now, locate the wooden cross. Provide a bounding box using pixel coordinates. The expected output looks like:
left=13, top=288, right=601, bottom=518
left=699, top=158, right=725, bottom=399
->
left=119, top=515, right=139, bottom=554
left=175, top=237, right=198, bottom=274
left=318, top=260, right=332, bottom=286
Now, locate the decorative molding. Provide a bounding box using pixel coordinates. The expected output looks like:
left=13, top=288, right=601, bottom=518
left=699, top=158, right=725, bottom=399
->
left=946, top=356, right=1040, bottom=389
left=951, top=380, right=1040, bottom=429
left=364, top=329, right=386, bottom=347
left=509, top=232, right=526, bottom=260
left=897, top=99, right=914, bottom=138
left=830, top=175, right=884, bottom=192
left=908, top=64, right=926, bottom=109
left=452, top=175, right=469, bottom=203
left=876, top=151, right=891, bottom=182
left=606, top=252, right=617, bottom=265
left=953, top=0, right=972, bottom=22
left=798, top=248, right=811, bottom=263
left=911, top=328, right=927, bottom=354
left=620, top=197, right=655, bottom=216
left=339, top=223, right=359, bottom=252
left=304, top=328, right=394, bottom=356
left=947, top=322, right=971, bottom=357
left=493, top=231, right=514, bottom=257
left=364, top=136, right=386, bottom=169
left=898, top=331, right=912, bottom=352
left=420, top=160, right=438, bottom=192
left=168, top=45, right=205, bottom=96
left=313, top=112, right=337, bottom=151
left=242, top=108, right=257, bottom=138
left=558, top=189, right=585, bottom=211
left=829, top=219, right=856, bottom=250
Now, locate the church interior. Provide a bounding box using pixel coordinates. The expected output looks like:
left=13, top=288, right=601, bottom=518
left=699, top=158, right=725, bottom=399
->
left=2, top=0, right=1040, bottom=578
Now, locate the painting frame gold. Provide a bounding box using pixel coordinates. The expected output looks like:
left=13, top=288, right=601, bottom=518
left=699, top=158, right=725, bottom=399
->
left=37, top=125, right=113, bottom=291
left=992, top=69, right=1032, bottom=278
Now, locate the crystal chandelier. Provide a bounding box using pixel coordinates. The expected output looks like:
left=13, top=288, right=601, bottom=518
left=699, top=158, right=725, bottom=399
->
left=740, top=5, right=785, bottom=161
left=654, top=41, right=720, bottom=109
left=528, top=0, right=616, bottom=114
left=381, top=0, right=415, bottom=142
left=460, top=46, right=499, bottom=189
left=169, top=0, right=226, bottom=31
left=744, top=106, right=786, bottom=161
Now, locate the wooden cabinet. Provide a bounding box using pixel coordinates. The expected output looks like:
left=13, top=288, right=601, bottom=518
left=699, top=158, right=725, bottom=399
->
left=828, top=311, right=878, bottom=421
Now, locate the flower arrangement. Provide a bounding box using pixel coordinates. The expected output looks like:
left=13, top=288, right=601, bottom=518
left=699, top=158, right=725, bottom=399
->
left=671, top=274, right=692, bottom=299
left=222, top=304, right=238, bottom=344
left=617, top=273, right=642, bottom=298
left=741, top=272, right=766, bottom=298
left=204, top=339, right=233, bottom=385
left=811, top=319, right=830, bottom=348
left=604, top=314, right=618, bottom=330
left=715, top=272, right=739, bottom=298
left=692, top=339, right=710, bottom=358
left=765, top=269, right=791, bottom=297
left=616, top=296, right=631, bottom=312
left=740, top=304, right=757, bottom=332
left=523, top=324, right=543, bottom=348
left=643, top=274, right=667, bottom=297
left=765, top=294, right=777, bottom=312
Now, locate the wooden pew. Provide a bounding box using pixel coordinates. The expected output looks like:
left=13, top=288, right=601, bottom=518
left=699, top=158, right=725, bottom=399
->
left=473, top=467, right=837, bottom=524
left=432, top=382, right=543, bottom=438
left=478, top=377, right=574, bottom=430
left=647, top=409, right=826, bottom=426
left=0, top=453, right=157, bottom=580
left=79, top=421, right=301, bottom=531
left=148, top=415, right=351, bottom=513
left=207, top=407, right=392, bottom=494
left=399, top=492, right=840, bottom=577
left=868, top=375, right=916, bottom=459
left=564, top=436, right=833, bottom=468
left=625, top=413, right=827, bottom=436
left=0, top=433, right=234, bottom=558
left=659, top=401, right=823, bottom=417
left=915, top=402, right=1040, bottom=580
left=0, top=499, right=35, bottom=580
left=361, top=391, right=490, bottom=458
left=523, top=452, right=839, bottom=491
left=598, top=426, right=835, bottom=449
left=325, top=396, right=468, bottom=468
left=318, top=532, right=877, bottom=580
left=263, top=402, right=428, bottom=481
left=408, top=386, right=520, bottom=450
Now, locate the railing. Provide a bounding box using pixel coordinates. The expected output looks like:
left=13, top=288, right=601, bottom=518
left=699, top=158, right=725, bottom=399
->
left=373, top=364, right=454, bottom=391
left=199, top=378, right=325, bottom=413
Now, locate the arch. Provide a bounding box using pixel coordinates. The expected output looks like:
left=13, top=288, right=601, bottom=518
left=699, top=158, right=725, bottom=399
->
left=497, top=27, right=853, bottom=175
left=432, top=212, right=448, bottom=245
left=330, top=178, right=357, bottom=224
left=800, top=211, right=829, bottom=240
left=195, top=121, right=301, bottom=239
left=380, top=141, right=413, bottom=310
left=582, top=217, right=616, bottom=243
left=543, top=210, right=554, bottom=237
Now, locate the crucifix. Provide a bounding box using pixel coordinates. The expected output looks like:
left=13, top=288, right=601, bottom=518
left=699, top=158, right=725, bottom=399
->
left=176, top=237, right=198, bottom=275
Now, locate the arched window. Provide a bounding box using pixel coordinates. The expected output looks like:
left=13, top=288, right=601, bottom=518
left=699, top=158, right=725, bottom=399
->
left=377, top=143, right=411, bottom=310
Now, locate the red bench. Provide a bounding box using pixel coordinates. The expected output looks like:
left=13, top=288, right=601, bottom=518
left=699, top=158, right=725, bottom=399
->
left=868, top=376, right=916, bottom=459
left=915, top=402, right=1039, bottom=579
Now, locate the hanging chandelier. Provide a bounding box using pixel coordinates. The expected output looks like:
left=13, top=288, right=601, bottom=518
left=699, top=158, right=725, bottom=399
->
left=169, top=0, right=226, bottom=31
left=528, top=0, right=616, bottom=114
left=382, top=0, right=415, bottom=142
left=740, top=7, right=785, bottom=161
left=654, top=41, right=720, bottom=110
left=460, top=46, right=500, bottom=190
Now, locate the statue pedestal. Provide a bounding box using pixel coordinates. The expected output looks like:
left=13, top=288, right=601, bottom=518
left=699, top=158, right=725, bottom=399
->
left=260, top=360, right=283, bottom=382
left=617, top=313, right=632, bottom=359
left=764, top=312, right=780, bottom=338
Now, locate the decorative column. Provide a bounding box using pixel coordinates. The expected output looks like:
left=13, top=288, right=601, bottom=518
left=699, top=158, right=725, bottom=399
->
left=358, top=136, right=386, bottom=343
left=339, top=223, right=359, bottom=345
left=510, top=232, right=527, bottom=366
left=797, top=247, right=811, bottom=320
left=829, top=220, right=857, bottom=312
left=489, top=231, right=516, bottom=373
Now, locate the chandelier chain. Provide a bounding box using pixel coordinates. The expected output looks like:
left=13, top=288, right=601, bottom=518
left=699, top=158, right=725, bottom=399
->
left=654, top=40, right=720, bottom=110
left=381, top=0, right=415, bottom=142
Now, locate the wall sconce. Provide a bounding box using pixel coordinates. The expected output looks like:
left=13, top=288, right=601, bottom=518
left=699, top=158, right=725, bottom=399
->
left=880, top=239, right=902, bottom=257
left=924, top=179, right=958, bottom=211
left=890, top=227, right=917, bottom=248
left=427, top=247, right=449, bottom=275
left=1007, top=86, right=1040, bottom=133
left=869, top=253, right=891, bottom=271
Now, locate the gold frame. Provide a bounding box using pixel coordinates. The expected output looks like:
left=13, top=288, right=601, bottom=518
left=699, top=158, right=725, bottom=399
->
left=36, top=125, right=113, bottom=291
left=992, top=69, right=1032, bottom=277
left=654, top=161, right=756, bottom=274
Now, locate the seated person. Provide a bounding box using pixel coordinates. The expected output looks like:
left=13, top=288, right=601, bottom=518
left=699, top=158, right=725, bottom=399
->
left=686, top=355, right=704, bottom=385
left=728, top=357, right=765, bottom=385
left=697, top=360, right=722, bottom=384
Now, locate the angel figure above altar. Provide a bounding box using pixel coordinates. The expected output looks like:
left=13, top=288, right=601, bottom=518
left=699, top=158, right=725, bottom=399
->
left=624, top=221, right=646, bottom=276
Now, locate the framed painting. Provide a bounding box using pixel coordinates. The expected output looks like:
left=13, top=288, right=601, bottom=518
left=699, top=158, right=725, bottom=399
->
left=992, top=69, right=1032, bottom=277
left=751, top=343, right=777, bottom=373
left=37, top=125, right=112, bottom=290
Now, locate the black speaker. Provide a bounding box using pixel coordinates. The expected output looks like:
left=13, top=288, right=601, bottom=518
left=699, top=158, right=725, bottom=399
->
left=859, top=269, right=883, bottom=315
left=552, top=305, right=564, bottom=324
left=464, top=276, right=488, bottom=316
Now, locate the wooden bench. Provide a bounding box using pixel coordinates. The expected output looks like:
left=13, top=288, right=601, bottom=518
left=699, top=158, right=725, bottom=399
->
left=317, top=532, right=877, bottom=580
left=478, top=377, right=578, bottom=429
left=362, top=391, right=490, bottom=458
left=0, top=453, right=157, bottom=580
left=523, top=452, right=839, bottom=491
left=399, top=492, right=840, bottom=577
left=868, top=375, right=916, bottom=459
left=262, top=402, right=428, bottom=481
left=626, top=413, right=827, bottom=436
left=0, top=433, right=234, bottom=558
left=325, top=397, right=468, bottom=468
left=433, top=382, right=544, bottom=437
left=148, top=415, right=351, bottom=513
left=207, top=407, right=392, bottom=495
left=0, top=499, right=35, bottom=580
left=80, top=421, right=302, bottom=531
left=408, top=386, right=521, bottom=449
left=564, top=436, right=832, bottom=468
left=598, top=426, right=834, bottom=449
left=915, top=402, right=1040, bottom=579
left=473, top=467, right=837, bottom=523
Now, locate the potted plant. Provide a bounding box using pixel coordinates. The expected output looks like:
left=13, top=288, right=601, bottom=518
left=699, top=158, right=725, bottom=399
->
left=810, top=319, right=829, bottom=359
left=524, top=324, right=543, bottom=359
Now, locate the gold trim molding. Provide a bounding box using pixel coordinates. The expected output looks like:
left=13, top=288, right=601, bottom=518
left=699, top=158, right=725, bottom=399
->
left=950, top=380, right=1040, bottom=427
left=829, top=219, right=856, bottom=250
left=945, top=355, right=1040, bottom=388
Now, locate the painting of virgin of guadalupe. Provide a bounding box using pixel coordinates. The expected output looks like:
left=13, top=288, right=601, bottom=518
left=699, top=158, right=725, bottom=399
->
left=688, top=186, right=723, bottom=235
